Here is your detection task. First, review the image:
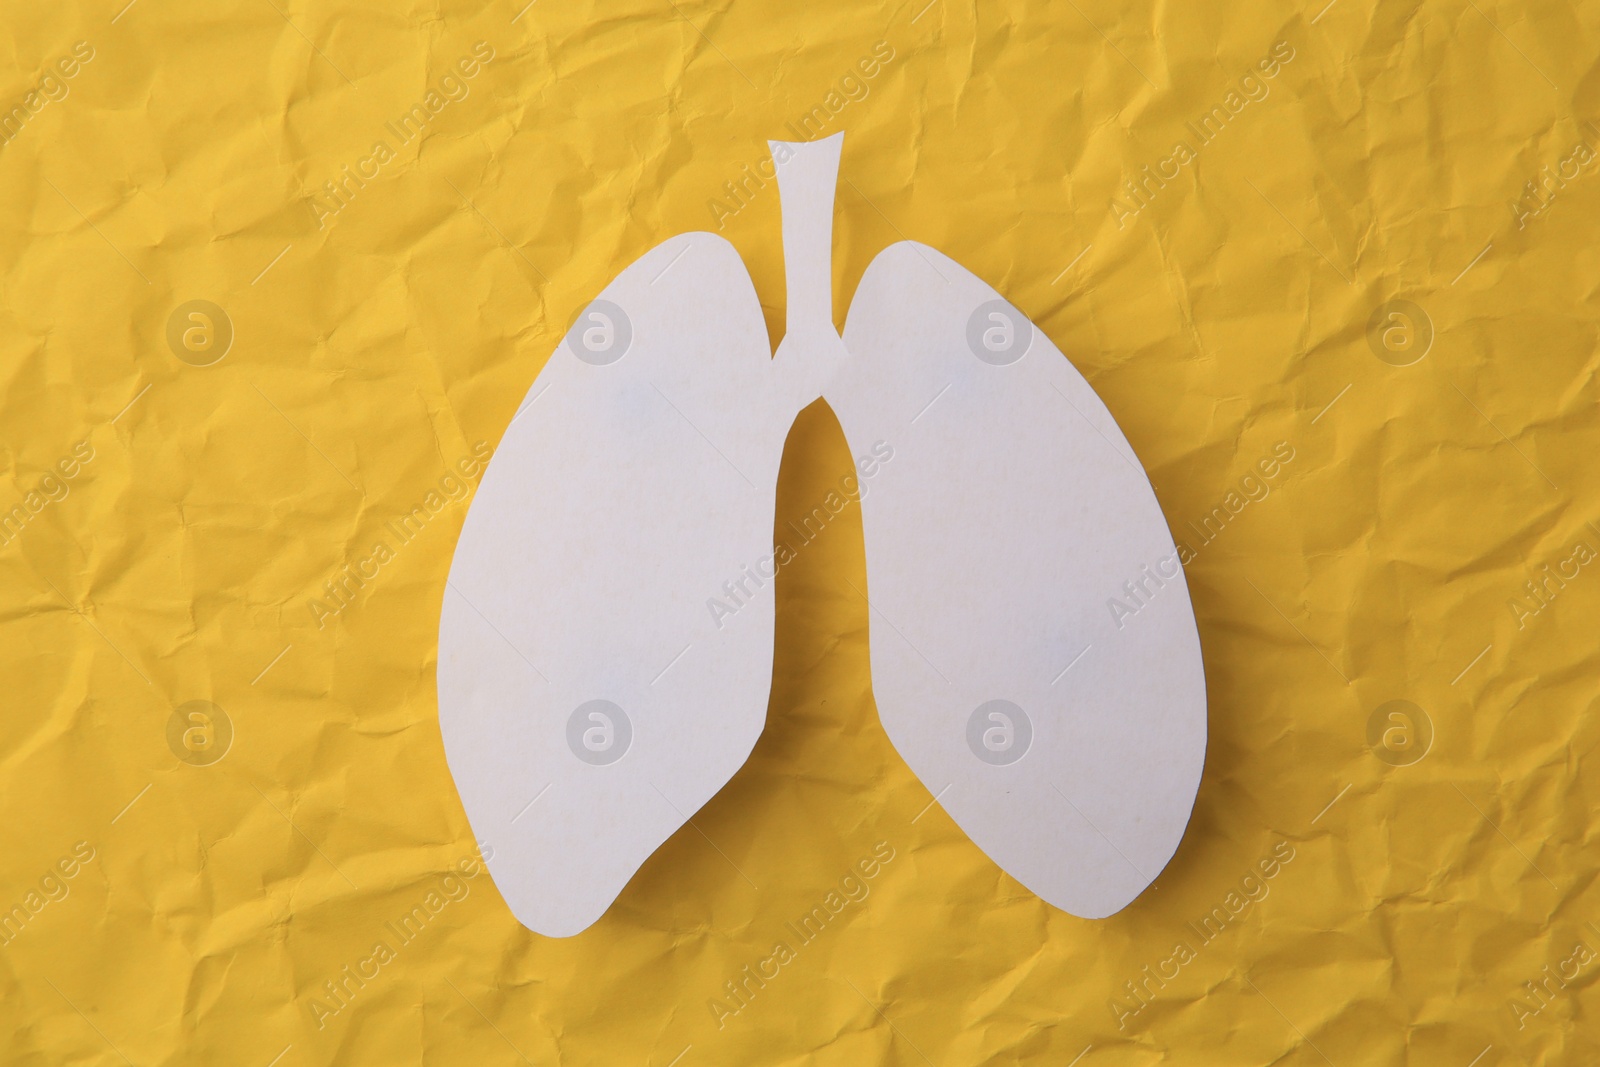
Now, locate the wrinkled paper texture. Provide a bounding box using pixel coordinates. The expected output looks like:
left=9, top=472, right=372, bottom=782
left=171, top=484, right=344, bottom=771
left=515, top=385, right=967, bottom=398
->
left=1, top=1, right=1597, bottom=1064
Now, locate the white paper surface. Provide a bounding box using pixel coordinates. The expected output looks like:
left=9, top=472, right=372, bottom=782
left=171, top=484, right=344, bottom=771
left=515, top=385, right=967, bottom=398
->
left=438, top=133, right=1205, bottom=934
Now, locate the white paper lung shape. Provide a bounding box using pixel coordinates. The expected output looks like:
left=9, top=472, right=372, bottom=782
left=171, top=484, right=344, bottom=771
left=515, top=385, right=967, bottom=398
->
left=828, top=244, right=1207, bottom=918
left=437, top=232, right=794, bottom=937
left=437, top=133, right=1206, bottom=936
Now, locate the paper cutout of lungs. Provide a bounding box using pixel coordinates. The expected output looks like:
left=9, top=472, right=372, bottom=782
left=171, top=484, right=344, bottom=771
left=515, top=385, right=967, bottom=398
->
left=437, top=133, right=1206, bottom=937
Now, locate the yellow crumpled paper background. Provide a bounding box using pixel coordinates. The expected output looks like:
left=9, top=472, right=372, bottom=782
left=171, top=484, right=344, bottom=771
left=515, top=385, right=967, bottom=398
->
left=3, top=0, right=1597, bottom=1063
